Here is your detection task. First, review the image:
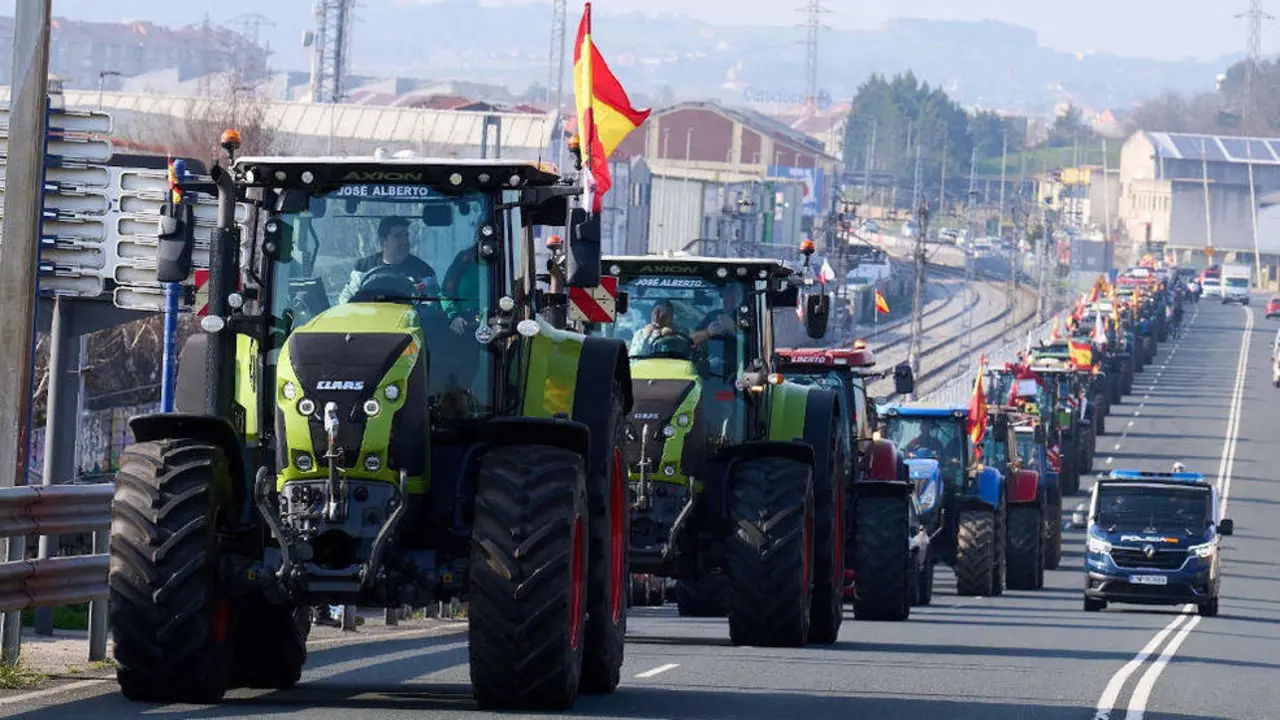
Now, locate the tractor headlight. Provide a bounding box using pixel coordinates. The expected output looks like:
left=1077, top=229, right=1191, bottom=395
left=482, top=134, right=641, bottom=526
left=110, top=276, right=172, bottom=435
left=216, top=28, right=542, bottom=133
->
left=297, top=398, right=316, bottom=416
left=1087, top=536, right=1112, bottom=554
left=282, top=381, right=298, bottom=400
left=384, top=384, right=400, bottom=401
left=364, top=455, right=382, bottom=472
left=917, top=483, right=937, bottom=512
left=663, top=425, right=676, bottom=438
left=1189, top=541, right=1215, bottom=558
left=363, top=399, right=381, bottom=416
left=295, top=454, right=314, bottom=472
left=676, top=413, right=691, bottom=428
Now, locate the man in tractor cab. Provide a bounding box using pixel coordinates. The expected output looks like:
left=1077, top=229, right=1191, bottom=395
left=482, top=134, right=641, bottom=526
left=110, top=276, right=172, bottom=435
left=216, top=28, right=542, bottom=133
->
left=338, top=216, right=439, bottom=304
left=439, top=242, right=483, bottom=336
left=630, top=300, right=685, bottom=356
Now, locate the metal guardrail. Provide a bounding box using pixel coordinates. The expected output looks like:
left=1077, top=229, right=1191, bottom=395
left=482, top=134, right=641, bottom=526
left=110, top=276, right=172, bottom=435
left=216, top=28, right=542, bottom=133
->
left=915, top=316, right=1060, bottom=406
left=0, top=483, right=111, bottom=664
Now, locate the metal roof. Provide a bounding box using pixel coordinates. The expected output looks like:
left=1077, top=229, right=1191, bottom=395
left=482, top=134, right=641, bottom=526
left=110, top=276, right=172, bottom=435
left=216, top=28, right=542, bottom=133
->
left=1147, top=131, right=1280, bottom=165
left=0, top=89, right=559, bottom=158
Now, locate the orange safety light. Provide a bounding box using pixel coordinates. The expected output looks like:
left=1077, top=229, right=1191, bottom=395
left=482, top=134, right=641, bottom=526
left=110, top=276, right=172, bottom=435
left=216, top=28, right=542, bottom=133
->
left=546, top=234, right=563, bottom=248
left=220, top=128, right=242, bottom=151
left=799, top=238, right=815, bottom=254
left=853, top=339, right=867, bottom=350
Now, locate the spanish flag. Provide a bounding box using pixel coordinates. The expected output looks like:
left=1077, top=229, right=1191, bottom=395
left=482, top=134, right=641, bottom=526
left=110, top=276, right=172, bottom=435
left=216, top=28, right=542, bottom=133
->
left=967, top=355, right=989, bottom=455
left=875, top=288, right=890, bottom=315
left=1050, top=314, right=1060, bottom=341
left=1068, top=339, right=1092, bottom=369
left=573, top=3, right=650, bottom=213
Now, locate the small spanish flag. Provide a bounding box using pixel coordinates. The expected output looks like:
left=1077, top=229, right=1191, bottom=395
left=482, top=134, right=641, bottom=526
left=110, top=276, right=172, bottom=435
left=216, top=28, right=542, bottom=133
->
left=875, top=288, right=890, bottom=315
left=1068, top=339, right=1092, bottom=369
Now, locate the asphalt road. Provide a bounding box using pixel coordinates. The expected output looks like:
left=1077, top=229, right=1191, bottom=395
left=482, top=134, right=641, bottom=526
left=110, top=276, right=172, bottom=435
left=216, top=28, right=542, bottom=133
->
left=4, top=299, right=1273, bottom=719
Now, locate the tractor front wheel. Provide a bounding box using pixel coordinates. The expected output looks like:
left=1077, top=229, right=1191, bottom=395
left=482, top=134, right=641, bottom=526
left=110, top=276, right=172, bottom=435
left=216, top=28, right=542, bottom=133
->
left=954, top=508, right=995, bottom=597
left=851, top=495, right=911, bottom=621
left=808, top=439, right=845, bottom=644
left=109, top=439, right=236, bottom=704
left=727, top=456, right=813, bottom=647
left=469, top=445, right=589, bottom=711
left=1006, top=504, right=1043, bottom=590
left=675, top=574, right=729, bottom=617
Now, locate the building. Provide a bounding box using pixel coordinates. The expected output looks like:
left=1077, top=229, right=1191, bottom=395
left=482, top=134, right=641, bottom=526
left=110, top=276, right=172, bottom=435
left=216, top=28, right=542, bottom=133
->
left=610, top=101, right=841, bottom=254
left=0, top=15, right=267, bottom=92
left=1119, top=131, right=1280, bottom=274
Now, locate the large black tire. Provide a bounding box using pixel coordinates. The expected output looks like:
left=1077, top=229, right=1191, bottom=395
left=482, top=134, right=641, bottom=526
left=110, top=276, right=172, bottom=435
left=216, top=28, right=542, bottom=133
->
left=1044, top=501, right=1063, bottom=570
left=990, top=505, right=1006, bottom=596
left=954, top=508, right=995, bottom=597
left=1123, top=364, right=1134, bottom=394
left=916, top=547, right=935, bottom=606
left=578, top=389, right=627, bottom=695
left=1060, top=450, right=1081, bottom=496
left=675, top=574, right=729, bottom=617
left=727, top=456, right=813, bottom=647
left=808, top=438, right=844, bottom=644
left=232, top=597, right=310, bottom=689
left=110, top=439, right=236, bottom=703
left=469, top=445, right=589, bottom=711
left=852, top=495, right=911, bottom=621
left=1005, top=505, right=1042, bottom=591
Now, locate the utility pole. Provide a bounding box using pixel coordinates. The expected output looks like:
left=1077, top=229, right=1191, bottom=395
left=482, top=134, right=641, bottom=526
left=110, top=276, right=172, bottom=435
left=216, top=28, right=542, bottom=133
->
left=957, top=149, right=978, bottom=379
left=908, top=197, right=929, bottom=384
left=1236, top=0, right=1272, bottom=134
left=548, top=0, right=568, bottom=169
left=998, top=132, right=1015, bottom=336
left=0, top=0, right=52, bottom=664
left=308, top=0, right=356, bottom=104
left=863, top=117, right=876, bottom=202
left=799, top=0, right=830, bottom=120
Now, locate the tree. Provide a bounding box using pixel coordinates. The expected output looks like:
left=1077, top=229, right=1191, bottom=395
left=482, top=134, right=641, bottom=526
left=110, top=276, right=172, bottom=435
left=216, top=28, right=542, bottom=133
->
left=1049, top=105, right=1089, bottom=147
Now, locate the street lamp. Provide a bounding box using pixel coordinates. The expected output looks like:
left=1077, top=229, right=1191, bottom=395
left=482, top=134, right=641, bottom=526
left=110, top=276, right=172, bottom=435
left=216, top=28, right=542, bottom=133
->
left=97, top=70, right=123, bottom=109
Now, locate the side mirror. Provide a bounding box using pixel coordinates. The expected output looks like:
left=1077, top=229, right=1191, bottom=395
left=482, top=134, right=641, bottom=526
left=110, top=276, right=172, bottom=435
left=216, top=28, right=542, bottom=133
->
left=1218, top=517, right=1234, bottom=536
left=892, top=361, right=915, bottom=395
left=422, top=203, right=453, bottom=226
left=803, top=292, right=830, bottom=339
left=567, top=211, right=601, bottom=287
left=616, top=290, right=629, bottom=315
left=155, top=201, right=195, bottom=283
left=1034, top=425, right=1047, bottom=444
left=768, top=283, right=799, bottom=309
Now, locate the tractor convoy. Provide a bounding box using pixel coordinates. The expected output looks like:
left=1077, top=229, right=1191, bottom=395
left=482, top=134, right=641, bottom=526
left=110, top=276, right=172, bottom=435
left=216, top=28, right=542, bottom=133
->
left=105, top=126, right=1183, bottom=711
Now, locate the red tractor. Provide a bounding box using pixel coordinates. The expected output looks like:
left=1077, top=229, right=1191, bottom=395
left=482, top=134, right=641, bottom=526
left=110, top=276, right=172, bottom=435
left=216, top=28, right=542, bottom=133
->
left=777, top=344, right=926, bottom=619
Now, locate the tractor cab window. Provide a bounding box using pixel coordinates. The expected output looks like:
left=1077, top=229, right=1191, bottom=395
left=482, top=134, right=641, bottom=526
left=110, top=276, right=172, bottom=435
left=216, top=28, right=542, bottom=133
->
left=884, top=415, right=965, bottom=488
left=272, top=184, right=497, bottom=415
left=981, top=430, right=1011, bottom=469
left=601, top=275, right=748, bottom=442
left=1015, top=432, right=1041, bottom=470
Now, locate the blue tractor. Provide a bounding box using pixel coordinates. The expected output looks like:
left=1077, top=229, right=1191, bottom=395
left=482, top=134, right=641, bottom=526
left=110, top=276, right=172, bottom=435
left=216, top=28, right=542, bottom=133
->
left=881, top=406, right=1008, bottom=596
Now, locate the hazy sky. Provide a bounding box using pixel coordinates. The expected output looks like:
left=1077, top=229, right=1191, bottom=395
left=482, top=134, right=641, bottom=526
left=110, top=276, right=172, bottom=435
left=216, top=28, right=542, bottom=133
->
left=442, top=0, right=1258, bottom=62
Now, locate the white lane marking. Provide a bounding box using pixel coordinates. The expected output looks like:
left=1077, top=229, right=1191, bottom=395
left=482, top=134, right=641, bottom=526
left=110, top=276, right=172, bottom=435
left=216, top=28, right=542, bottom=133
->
left=1093, top=609, right=1192, bottom=720
left=1216, top=305, right=1252, bottom=514
left=635, top=663, right=680, bottom=678
left=0, top=679, right=109, bottom=706
left=1124, top=615, right=1204, bottom=720
left=1127, top=420, right=1135, bottom=428
left=1113, top=443, right=1122, bottom=451
left=1105, top=457, right=1114, bottom=465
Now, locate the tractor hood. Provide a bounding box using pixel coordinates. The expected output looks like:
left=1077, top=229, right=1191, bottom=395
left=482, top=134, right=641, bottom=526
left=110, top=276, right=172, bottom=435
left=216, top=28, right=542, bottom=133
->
left=622, top=357, right=704, bottom=483
left=275, top=302, right=425, bottom=488
left=905, top=458, right=943, bottom=514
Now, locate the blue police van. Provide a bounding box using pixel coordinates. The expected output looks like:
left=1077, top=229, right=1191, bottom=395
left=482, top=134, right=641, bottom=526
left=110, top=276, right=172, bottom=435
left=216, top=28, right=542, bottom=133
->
left=1084, top=470, right=1232, bottom=616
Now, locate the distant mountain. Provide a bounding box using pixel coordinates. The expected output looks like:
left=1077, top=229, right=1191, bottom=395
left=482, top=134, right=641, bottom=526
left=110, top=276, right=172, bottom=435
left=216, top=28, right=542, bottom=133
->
left=38, top=0, right=1233, bottom=114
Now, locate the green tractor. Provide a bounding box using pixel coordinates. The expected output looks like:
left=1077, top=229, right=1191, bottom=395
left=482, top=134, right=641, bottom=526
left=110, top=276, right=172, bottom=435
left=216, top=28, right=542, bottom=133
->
left=110, top=141, right=635, bottom=710
left=582, top=252, right=845, bottom=646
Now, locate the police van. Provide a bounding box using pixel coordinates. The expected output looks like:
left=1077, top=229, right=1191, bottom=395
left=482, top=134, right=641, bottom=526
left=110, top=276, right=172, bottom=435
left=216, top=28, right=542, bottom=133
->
left=1083, top=470, right=1232, bottom=616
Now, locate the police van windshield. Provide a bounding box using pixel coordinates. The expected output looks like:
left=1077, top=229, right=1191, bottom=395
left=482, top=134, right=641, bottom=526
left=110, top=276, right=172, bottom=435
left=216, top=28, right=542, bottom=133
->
left=1095, top=485, right=1211, bottom=533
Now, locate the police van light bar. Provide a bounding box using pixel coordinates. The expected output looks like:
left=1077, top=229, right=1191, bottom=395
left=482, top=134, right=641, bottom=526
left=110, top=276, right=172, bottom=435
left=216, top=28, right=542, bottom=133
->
left=1103, top=470, right=1206, bottom=483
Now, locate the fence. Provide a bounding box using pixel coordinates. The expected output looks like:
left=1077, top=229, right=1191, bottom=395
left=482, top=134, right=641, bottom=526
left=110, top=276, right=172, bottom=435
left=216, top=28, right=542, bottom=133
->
left=0, top=483, right=111, bottom=664
left=914, top=315, right=1061, bottom=406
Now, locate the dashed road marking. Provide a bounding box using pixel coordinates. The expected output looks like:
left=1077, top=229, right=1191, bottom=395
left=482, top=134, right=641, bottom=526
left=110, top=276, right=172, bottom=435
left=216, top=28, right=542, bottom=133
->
left=636, top=663, right=681, bottom=678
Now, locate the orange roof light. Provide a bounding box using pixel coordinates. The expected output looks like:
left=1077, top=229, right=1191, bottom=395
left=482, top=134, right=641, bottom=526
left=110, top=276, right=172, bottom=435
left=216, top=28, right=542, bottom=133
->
left=546, top=234, right=563, bottom=248
left=853, top=339, right=867, bottom=350
left=220, top=129, right=242, bottom=150
left=568, top=134, right=580, bottom=150
left=799, top=239, right=815, bottom=254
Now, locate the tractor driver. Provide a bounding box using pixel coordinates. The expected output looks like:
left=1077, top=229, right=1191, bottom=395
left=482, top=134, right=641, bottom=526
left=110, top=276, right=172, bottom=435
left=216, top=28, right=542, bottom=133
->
left=904, top=418, right=962, bottom=466
left=338, top=216, right=439, bottom=304
left=630, top=300, right=685, bottom=356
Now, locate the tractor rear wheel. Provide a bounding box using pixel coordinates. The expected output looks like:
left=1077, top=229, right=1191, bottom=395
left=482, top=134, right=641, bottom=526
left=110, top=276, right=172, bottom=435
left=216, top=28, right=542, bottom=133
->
left=1044, top=498, right=1063, bottom=570
left=232, top=596, right=310, bottom=689
left=1005, top=505, right=1042, bottom=591
left=109, top=439, right=235, bottom=704
left=469, top=445, right=589, bottom=711
left=579, top=389, right=628, bottom=696
left=954, top=508, right=995, bottom=597
left=675, top=574, right=729, bottom=617
left=851, top=495, right=911, bottom=621
left=727, top=456, right=813, bottom=647
left=808, top=438, right=844, bottom=644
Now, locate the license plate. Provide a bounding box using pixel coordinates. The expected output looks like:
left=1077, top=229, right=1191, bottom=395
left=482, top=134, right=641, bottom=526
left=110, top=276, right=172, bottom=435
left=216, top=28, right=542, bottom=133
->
left=1129, top=574, right=1168, bottom=586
